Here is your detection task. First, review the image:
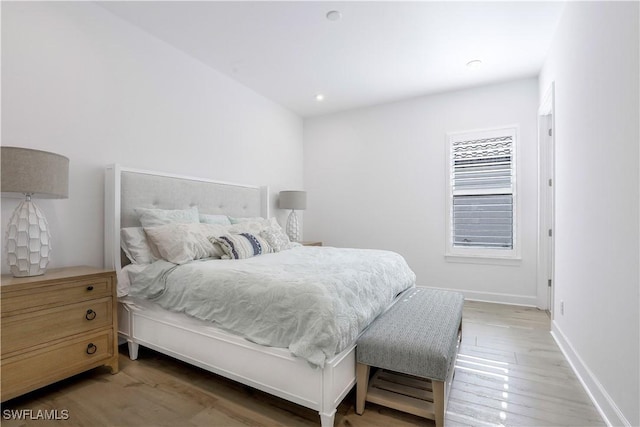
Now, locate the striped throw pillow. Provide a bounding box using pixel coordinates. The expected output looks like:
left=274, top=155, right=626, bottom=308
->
left=212, top=233, right=273, bottom=259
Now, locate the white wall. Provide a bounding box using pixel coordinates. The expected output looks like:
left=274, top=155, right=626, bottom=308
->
left=539, top=2, right=639, bottom=426
left=304, top=78, right=539, bottom=305
left=1, top=2, right=303, bottom=275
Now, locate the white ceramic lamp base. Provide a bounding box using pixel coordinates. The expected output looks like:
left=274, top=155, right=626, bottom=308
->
left=6, top=198, right=51, bottom=277
left=286, top=210, right=300, bottom=242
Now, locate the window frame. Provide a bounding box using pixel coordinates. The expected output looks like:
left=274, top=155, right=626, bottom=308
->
left=445, top=125, right=521, bottom=262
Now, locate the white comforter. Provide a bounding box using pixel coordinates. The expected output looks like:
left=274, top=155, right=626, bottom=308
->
left=128, top=246, right=415, bottom=367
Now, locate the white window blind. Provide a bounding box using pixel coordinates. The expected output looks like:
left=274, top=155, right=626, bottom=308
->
left=448, top=128, right=517, bottom=254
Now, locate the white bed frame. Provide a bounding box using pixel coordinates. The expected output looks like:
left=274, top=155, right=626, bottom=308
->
left=104, top=165, right=355, bottom=426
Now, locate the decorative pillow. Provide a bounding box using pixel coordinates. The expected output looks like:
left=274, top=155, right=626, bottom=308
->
left=144, top=223, right=227, bottom=264
left=227, top=216, right=283, bottom=235
left=228, top=216, right=265, bottom=224
left=227, top=220, right=263, bottom=235
left=120, top=227, right=160, bottom=264
left=213, top=233, right=272, bottom=259
left=135, top=206, right=199, bottom=228
left=199, top=213, right=232, bottom=225
left=259, top=218, right=295, bottom=252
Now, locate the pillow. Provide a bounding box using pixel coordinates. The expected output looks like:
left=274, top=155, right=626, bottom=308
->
left=228, top=216, right=265, bottom=224
left=135, top=206, right=199, bottom=228
left=227, top=221, right=262, bottom=235
left=213, top=233, right=272, bottom=259
left=226, top=218, right=295, bottom=251
left=259, top=218, right=295, bottom=252
left=120, top=227, right=160, bottom=264
left=226, top=217, right=277, bottom=235
left=144, top=223, right=227, bottom=264
left=199, top=213, right=232, bottom=225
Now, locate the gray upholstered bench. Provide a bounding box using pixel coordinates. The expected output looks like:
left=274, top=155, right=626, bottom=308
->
left=356, top=287, right=464, bottom=427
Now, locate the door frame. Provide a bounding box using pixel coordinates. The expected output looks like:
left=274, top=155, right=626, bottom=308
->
left=537, top=82, right=555, bottom=315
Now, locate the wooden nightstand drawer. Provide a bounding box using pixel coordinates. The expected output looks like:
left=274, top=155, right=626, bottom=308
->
left=1, top=277, right=111, bottom=315
left=1, top=297, right=113, bottom=356
left=1, top=330, right=113, bottom=401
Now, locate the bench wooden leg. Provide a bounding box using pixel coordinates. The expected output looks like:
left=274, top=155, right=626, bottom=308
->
left=356, top=363, right=370, bottom=415
left=433, top=380, right=445, bottom=427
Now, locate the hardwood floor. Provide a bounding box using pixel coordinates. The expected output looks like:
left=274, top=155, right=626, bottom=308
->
left=448, top=302, right=604, bottom=427
left=1, top=301, right=604, bottom=426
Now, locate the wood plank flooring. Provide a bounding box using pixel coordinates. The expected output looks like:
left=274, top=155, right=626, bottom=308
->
left=1, top=301, right=605, bottom=426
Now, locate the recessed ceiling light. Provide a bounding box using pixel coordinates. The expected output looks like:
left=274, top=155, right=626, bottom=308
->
left=466, top=59, right=483, bottom=69
left=315, top=94, right=325, bottom=102
left=326, top=10, right=342, bottom=21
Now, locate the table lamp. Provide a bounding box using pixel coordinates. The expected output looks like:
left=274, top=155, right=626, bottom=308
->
left=279, top=190, right=306, bottom=242
left=1, top=147, right=69, bottom=277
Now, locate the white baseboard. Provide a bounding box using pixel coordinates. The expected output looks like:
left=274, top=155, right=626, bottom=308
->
left=423, top=285, right=538, bottom=307
left=551, top=321, right=630, bottom=427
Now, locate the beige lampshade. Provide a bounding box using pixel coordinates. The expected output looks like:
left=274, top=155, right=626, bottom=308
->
left=1, top=146, right=69, bottom=199
left=279, top=191, right=307, bottom=210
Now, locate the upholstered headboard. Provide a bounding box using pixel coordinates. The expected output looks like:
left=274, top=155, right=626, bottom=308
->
left=104, top=165, right=269, bottom=273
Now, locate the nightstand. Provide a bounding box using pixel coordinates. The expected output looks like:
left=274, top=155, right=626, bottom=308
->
left=1, top=266, right=118, bottom=401
left=302, top=241, right=323, bottom=246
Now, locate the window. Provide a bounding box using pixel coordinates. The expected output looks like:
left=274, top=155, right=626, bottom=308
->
left=446, top=126, right=519, bottom=259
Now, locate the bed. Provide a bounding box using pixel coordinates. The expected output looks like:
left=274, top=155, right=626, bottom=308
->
left=104, top=165, right=415, bottom=426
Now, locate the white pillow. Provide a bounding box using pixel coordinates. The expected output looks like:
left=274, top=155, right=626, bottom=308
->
left=135, top=206, right=199, bottom=228
left=259, top=218, right=295, bottom=252
left=228, top=216, right=265, bottom=224
left=226, top=217, right=275, bottom=235
left=199, top=213, right=232, bottom=225
left=120, top=227, right=160, bottom=264
left=212, top=233, right=273, bottom=259
left=228, top=221, right=261, bottom=235
left=144, top=223, right=227, bottom=264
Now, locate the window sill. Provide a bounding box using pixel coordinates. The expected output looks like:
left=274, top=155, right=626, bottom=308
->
left=445, top=253, right=522, bottom=266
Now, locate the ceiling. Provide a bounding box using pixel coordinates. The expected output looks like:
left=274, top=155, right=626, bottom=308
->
left=98, top=1, right=565, bottom=117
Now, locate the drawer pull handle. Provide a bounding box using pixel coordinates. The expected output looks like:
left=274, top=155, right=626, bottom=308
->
left=85, top=309, right=97, bottom=321
left=86, top=343, right=97, bottom=355
left=87, top=286, right=94, bottom=291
